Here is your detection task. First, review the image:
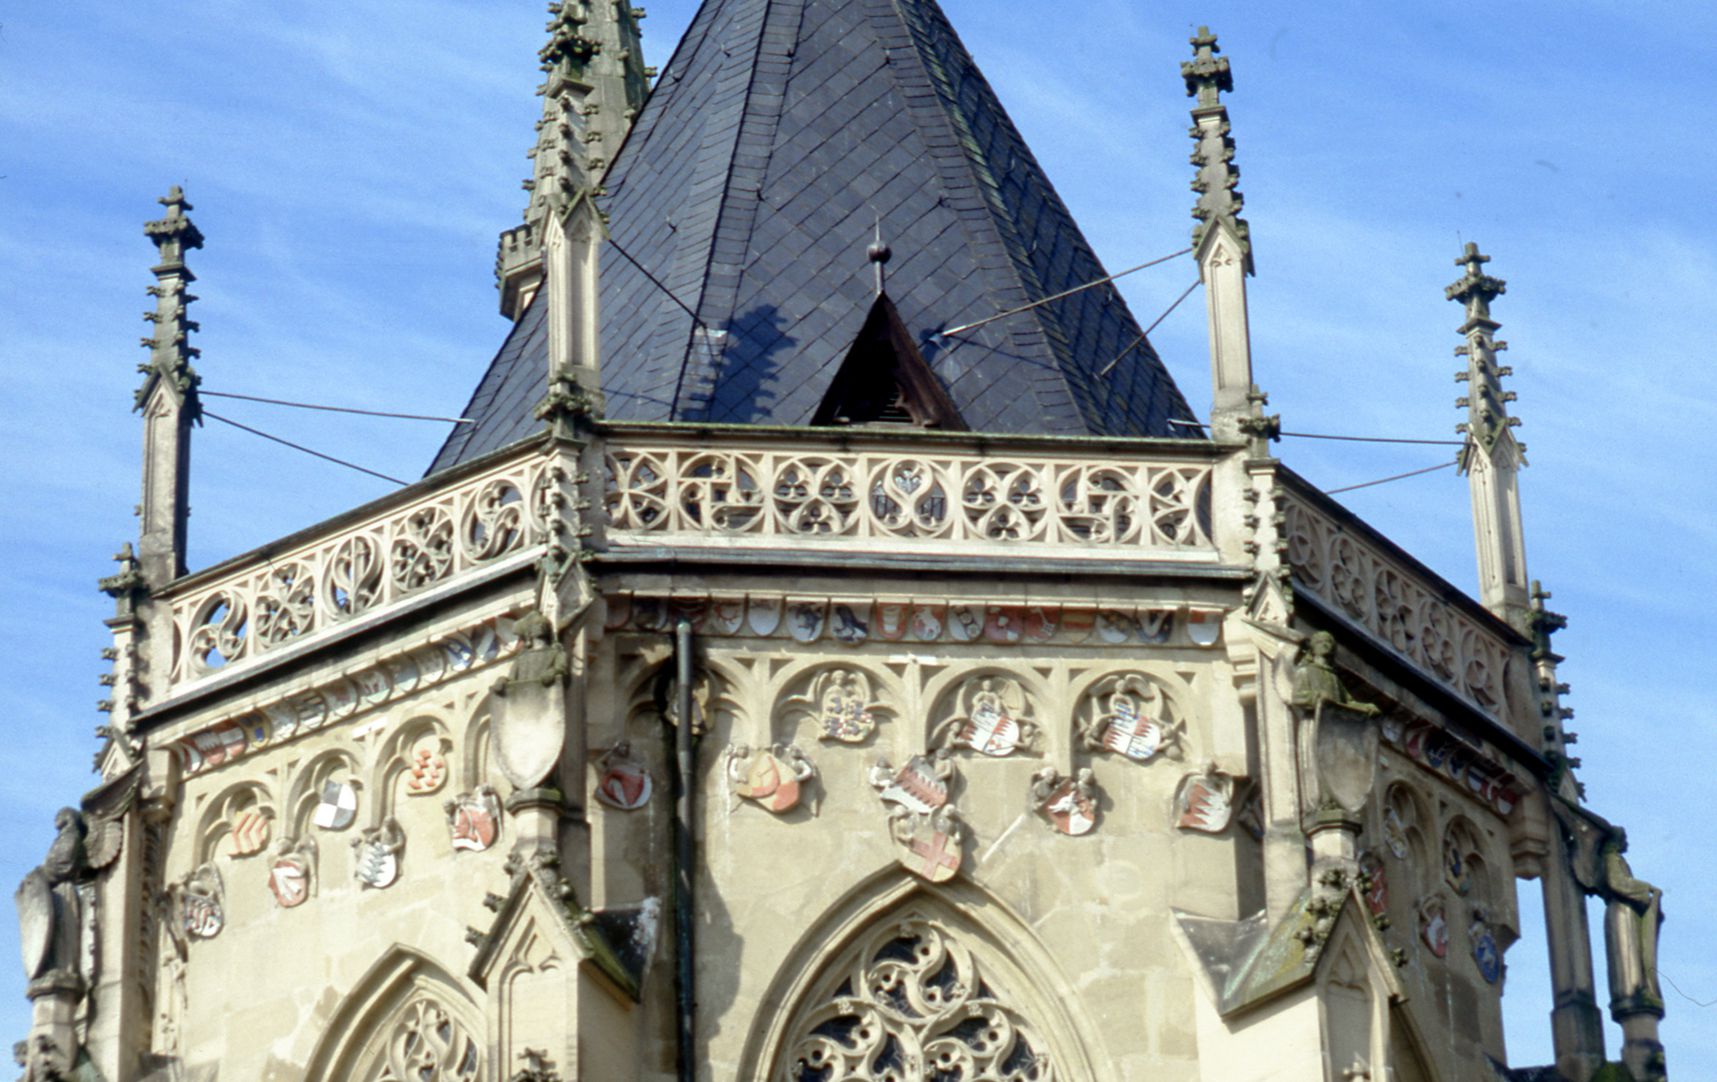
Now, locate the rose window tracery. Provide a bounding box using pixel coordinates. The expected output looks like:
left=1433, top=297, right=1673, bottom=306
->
left=784, top=918, right=1054, bottom=1082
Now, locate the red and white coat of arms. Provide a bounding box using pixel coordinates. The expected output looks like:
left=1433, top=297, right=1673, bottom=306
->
left=890, top=808, right=965, bottom=883
left=938, top=677, right=1037, bottom=758
left=594, top=743, right=652, bottom=811
left=869, top=753, right=952, bottom=815
left=1175, top=767, right=1238, bottom=834
left=727, top=744, right=816, bottom=815
left=269, top=838, right=316, bottom=909
left=1031, top=768, right=1098, bottom=837
left=1419, top=895, right=1449, bottom=958
left=446, top=786, right=502, bottom=853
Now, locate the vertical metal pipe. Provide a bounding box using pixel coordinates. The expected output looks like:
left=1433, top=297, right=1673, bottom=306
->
left=673, top=619, right=696, bottom=1082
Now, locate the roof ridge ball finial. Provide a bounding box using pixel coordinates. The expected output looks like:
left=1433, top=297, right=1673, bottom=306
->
left=867, top=219, right=892, bottom=296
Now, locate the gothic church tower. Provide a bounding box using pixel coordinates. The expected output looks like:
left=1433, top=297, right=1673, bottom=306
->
left=13, top=4, right=1667, bottom=1081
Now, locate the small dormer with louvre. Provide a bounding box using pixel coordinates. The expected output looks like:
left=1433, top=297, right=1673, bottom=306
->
left=812, top=293, right=965, bottom=431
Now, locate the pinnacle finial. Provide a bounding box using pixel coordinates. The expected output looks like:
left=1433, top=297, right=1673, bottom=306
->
left=1183, top=27, right=1250, bottom=270
left=143, top=185, right=204, bottom=274
left=1446, top=242, right=1506, bottom=321
left=1448, top=242, right=1517, bottom=453
left=1182, top=27, right=1232, bottom=107
left=138, top=186, right=203, bottom=415
left=498, top=0, right=650, bottom=319
left=1528, top=580, right=1568, bottom=661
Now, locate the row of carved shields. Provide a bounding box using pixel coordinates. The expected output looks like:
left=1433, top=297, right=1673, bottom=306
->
left=1356, top=848, right=1503, bottom=985
left=183, top=788, right=503, bottom=938
left=598, top=730, right=1243, bottom=824
left=614, top=597, right=1224, bottom=648
left=871, top=753, right=1252, bottom=883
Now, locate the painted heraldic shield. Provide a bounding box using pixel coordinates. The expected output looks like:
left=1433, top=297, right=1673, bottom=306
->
left=897, top=813, right=962, bottom=883
left=354, top=839, right=399, bottom=890
left=596, top=760, right=652, bottom=811
left=312, top=780, right=358, bottom=831
left=1472, top=923, right=1502, bottom=984
left=1101, top=703, right=1163, bottom=762
left=449, top=789, right=501, bottom=852
left=1176, top=771, right=1236, bottom=834
left=269, top=857, right=310, bottom=909
left=1039, top=779, right=1097, bottom=837
left=958, top=702, right=1022, bottom=757
left=183, top=890, right=223, bottom=940
left=736, top=752, right=803, bottom=814
left=878, top=756, right=948, bottom=814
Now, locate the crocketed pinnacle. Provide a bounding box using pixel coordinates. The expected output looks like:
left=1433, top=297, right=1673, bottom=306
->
left=1447, top=243, right=1519, bottom=456
left=137, top=186, right=203, bottom=416
left=1182, top=27, right=1251, bottom=271
left=497, top=0, right=649, bottom=318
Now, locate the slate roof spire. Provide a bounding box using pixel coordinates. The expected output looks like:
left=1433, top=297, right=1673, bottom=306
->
left=434, top=0, right=1197, bottom=472
left=497, top=0, right=650, bottom=320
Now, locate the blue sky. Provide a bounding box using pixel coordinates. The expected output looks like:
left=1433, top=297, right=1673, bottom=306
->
left=3, top=0, right=1712, bottom=1073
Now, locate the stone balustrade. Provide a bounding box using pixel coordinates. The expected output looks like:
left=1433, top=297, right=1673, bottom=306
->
left=161, top=451, right=560, bottom=690
left=601, top=430, right=1218, bottom=560
left=1281, top=480, right=1515, bottom=718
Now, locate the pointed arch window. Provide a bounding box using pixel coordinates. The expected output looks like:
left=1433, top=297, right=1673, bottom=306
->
left=360, top=996, right=482, bottom=1082
left=784, top=915, right=1054, bottom=1081
left=304, top=949, right=486, bottom=1082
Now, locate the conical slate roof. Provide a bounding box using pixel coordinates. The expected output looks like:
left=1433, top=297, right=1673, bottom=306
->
left=431, top=0, right=1197, bottom=472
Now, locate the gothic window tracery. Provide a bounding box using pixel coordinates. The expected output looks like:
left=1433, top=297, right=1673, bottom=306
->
left=783, top=916, right=1054, bottom=1082
left=362, top=997, right=482, bottom=1082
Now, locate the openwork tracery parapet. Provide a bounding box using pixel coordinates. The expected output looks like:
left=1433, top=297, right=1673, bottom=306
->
left=603, top=434, right=1215, bottom=556
left=1281, top=487, right=1513, bottom=718
left=161, top=452, right=562, bottom=690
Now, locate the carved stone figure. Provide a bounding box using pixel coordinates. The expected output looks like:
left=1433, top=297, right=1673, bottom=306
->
left=1291, top=632, right=1382, bottom=820
left=1291, top=632, right=1380, bottom=717
left=1598, top=829, right=1664, bottom=1014
left=14, top=808, right=108, bottom=992
left=492, top=608, right=570, bottom=790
